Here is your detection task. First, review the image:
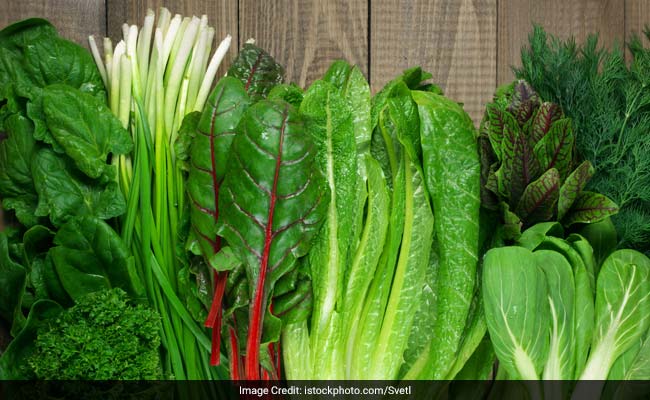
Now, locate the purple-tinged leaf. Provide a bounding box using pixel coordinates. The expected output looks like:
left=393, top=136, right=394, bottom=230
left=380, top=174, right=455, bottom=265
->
left=497, top=117, right=540, bottom=205
left=484, top=104, right=513, bottom=163
left=533, top=118, right=574, bottom=181
left=508, top=80, right=540, bottom=125
left=529, top=102, right=563, bottom=147
left=558, top=160, right=594, bottom=220
left=563, top=191, right=619, bottom=226
left=515, top=168, right=561, bottom=225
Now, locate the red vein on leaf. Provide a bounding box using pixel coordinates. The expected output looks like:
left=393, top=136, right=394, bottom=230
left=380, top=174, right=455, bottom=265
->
left=203, top=85, right=230, bottom=367
left=245, top=52, right=263, bottom=92
left=245, top=106, right=288, bottom=380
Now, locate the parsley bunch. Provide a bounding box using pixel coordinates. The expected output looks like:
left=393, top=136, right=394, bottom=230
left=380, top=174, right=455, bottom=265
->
left=28, top=288, right=162, bottom=380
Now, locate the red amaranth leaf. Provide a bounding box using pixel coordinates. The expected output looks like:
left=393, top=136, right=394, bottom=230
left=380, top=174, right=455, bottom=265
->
left=216, top=99, right=329, bottom=379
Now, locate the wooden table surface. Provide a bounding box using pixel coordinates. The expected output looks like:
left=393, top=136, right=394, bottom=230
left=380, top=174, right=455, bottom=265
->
left=0, top=0, right=646, bottom=229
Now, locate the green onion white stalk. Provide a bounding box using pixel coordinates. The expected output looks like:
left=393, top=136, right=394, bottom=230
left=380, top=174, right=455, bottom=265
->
left=89, top=7, right=231, bottom=380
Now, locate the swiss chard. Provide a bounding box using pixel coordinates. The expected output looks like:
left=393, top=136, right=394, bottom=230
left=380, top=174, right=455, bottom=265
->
left=216, top=98, right=328, bottom=379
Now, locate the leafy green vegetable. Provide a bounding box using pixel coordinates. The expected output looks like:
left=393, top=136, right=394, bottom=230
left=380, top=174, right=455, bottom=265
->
left=227, top=42, right=285, bottom=101
left=48, top=216, right=145, bottom=303
left=483, top=246, right=549, bottom=380
left=579, top=250, right=650, bottom=380
left=41, top=84, right=131, bottom=180
left=0, top=232, right=26, bottom=331
left=216, top=98, right=328, bottom=379
left=412, top=90, right=481, bottom=379
left=0, top=113, right=39, bottom=227
left=479, top=80, right=618, bottom=241
left=0, top=299, right=63, bottom=379
left=31, top=149, right=126, bottom=227
left=28, top=288, right=161, bottom=379
left=515, top=26, right=650, bottom=253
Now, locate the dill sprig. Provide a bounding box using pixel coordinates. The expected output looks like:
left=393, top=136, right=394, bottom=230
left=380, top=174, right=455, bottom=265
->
left=515, top=26, right=650, bottom=253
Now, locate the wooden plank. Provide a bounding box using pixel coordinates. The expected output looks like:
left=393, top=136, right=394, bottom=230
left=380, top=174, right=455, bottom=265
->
left=371, top=0, right=497, bottom=125
left=239, top=0, right=368, bottom=89
left=625, top=0, right=650, bottom=60
left=498, top=0, right=625, bottom=85
left=0, top=0, right=106, bottom=45
left=107, top=0, right=237, bottom=76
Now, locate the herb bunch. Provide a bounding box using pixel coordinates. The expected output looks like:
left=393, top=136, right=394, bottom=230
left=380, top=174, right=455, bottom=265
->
left=515, top=26, right=650, bottom=253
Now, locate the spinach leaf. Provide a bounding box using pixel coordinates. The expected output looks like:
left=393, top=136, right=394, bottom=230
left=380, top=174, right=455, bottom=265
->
left=48, top=216, right=145, bottom=303
left=0, top=299, right=62, bottom=379
left=0, top=232, right=27, bottom=333
left=0, top=113, right=40, bottom=227
left=42, top=84, right=131, bottom=181
left=31, top=149, right=125, bottom=226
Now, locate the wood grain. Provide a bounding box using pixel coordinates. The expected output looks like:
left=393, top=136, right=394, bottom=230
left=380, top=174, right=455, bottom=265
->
left=0, top=0, right=106, bottom=45
left=239, top=0, right=368, bottom=89
left=370, top=0, right=497, bottom=125
left=107, top=0, right=237, bottom=76
left=626, top=0, right=650, bottom=60
left=498, top=0, right=625, bottom=84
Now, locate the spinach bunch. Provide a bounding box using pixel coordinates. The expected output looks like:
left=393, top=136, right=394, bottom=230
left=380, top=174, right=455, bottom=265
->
left=484, top=222, right=650, bottom=395
left=479, top=80, right=618, bottom=242
left=515, top=26, right=650, bottom=253
left=0, top=19, right=147, bottom=379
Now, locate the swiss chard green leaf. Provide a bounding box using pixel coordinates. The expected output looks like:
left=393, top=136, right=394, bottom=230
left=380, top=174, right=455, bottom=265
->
left=227, top=43, right=284, bottom=101
left=216, top=98, right=328, bottom=379
left=187, top=76, right=251, bottom=260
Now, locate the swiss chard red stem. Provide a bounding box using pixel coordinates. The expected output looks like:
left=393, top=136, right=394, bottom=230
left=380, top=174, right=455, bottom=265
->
left=206, top=270, right=229, bottom=365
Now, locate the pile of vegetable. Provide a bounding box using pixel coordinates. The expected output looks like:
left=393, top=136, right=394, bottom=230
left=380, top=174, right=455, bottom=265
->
left=2, top=8, right=650, bottom=392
